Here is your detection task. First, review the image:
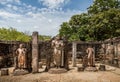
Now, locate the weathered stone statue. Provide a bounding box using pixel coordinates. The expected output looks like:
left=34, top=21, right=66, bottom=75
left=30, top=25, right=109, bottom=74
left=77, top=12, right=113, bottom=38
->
left=86, top=45, right=95, bottom=67
left=52, top=36, right=64, bottom=68
left=106, top=43, right=114, bottom=64
left=99, top=44, right=106, bottom=63
left=13, top=44, right=29, bottom=75
left=48, top=35, right=68, bottom=73
left=16, top=44, right=27, bottom=69
left=100, top=44, right=106, bottom=55
left=85, top=45, right=97, bottom=71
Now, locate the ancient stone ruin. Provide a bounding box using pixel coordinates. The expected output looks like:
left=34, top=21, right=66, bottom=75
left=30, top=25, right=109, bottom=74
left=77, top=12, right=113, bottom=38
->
left=0, top=32, right=120, bottom=76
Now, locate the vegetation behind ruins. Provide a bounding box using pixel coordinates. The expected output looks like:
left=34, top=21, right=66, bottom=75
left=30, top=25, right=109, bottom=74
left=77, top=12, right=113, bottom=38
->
left=0, top=27, right=51, bottom=42
left=59, top=0, right=120, bottom=41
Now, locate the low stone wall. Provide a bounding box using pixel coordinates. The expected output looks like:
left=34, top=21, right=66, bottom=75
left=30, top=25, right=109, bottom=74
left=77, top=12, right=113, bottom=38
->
left=1, top=37, right=120, bottom=68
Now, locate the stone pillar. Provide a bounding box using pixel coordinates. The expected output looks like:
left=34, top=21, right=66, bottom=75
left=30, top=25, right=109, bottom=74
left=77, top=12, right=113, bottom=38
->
left=72, top=42, right=77, bottom=67
left=114, top=43, right=118, bottom=57
left=13, top=45, right=18, bottom=69
left=64, top=40, right=69, bottom=70
left=32, top=31, right=39, bottom=73
left=61, top=49, right=64, bottom=66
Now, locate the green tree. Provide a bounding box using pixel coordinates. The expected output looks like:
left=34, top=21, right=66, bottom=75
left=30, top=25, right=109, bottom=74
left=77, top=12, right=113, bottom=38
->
left=59, top=22, right=72, bottom=39
left=59, top=0, right=120, bottom=41
left=0, top=27, right=52, bottom=42
left=59, top=13, right=91, bottom=41
left=89, top=8, right=120, bottom=40
left=0, top=27, right=31, bottom=42
left=88, top=0, right=120, bottom=14
left=38, top=35, right=51, bottom=41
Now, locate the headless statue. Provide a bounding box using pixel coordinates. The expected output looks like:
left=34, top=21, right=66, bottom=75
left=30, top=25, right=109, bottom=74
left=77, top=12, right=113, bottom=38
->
left=86, top=46, right=95, bottom=67
left=106, top=43, right=114, bottom=64
left=52, top=36, right=64, bottom=68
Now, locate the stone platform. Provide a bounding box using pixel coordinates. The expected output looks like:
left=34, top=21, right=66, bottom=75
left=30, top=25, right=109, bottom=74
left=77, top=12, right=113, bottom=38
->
left=13, top=69, right=29, bottom=76
left=0, top=68, right=9, bottom=76
left=48, top=68, right=67, bottom=74
left=85, top=67, right=98, bottom=72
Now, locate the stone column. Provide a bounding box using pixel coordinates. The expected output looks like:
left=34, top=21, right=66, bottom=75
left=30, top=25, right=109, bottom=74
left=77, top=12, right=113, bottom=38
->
left=32, top=31, right=39, bottom=73
left=114, top=43, right=117, bottom=57
left=64, top=40, right=69, bottom=70
left=72, top=42, right=77, bottom=67
left=13, top=45, right=18, bottom=69
left=61, top=49, right=64, bottom=66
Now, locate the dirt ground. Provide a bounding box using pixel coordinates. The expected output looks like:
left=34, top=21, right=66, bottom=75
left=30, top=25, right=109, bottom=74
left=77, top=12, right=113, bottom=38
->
left=0, top=65, right=120, bottom=82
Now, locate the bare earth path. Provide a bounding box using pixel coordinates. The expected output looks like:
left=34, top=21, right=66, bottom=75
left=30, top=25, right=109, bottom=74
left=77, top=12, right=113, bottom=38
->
left=0, top=66, right=120, bottom=82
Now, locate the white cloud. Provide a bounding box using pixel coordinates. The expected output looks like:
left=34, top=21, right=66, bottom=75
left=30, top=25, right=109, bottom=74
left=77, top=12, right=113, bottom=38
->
left=0, top=0, right=83, bottom=36
left=33, top=26, right=39, bottom=29
left=0, top=9, right=83, bottom=36
left=14, top=0, right=20, bottom=3
left=12, top=6, right=18, bottom=10
left=28, top=5, right=32, bottom=8
left=17, top=20, right=22, bottom=23
left=38, top=0, right=70, bottom=9
left=6, top=5, right=18, bottom=10
left=48, top=19, right=52, bottom=23
left=0, top=0, right=21, bottom=4
left=6, top=4, right=12, bottom=8
left=0, top=10, right=20, bottom=18
left=0, top=1, right=7, bottom=5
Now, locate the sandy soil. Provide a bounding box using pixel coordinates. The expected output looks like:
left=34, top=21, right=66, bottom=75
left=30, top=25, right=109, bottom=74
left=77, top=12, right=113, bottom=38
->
left=0, top=65, right=120, bottom=82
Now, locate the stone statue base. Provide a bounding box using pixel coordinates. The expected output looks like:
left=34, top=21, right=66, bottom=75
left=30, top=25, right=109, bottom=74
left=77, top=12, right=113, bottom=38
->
left=0, top=68, right=9, bottom=76
left=77, top=66, right=84, bottom=72
left=48, top=68, right=67, bottom=74
left=13, top=69, right=29, bottom=76
left=85, top=67, right=97, bottom=72
left=99, top=65, right=106, bottom=71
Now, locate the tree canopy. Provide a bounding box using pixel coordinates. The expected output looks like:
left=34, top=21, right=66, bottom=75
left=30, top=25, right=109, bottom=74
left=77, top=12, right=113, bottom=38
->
left=0, top=27, right=51, bottom=42
left=59, top=0, right=120, bottom=41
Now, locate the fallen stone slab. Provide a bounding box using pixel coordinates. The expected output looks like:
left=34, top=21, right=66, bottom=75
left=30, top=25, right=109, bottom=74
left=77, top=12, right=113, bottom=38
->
left=85, top=67, right=98, bottom=72
left=13, top=69, right=29, bottom=76
left=106, top=66, right=116, bottom=71
left=48, top=68, right=67, bottom=74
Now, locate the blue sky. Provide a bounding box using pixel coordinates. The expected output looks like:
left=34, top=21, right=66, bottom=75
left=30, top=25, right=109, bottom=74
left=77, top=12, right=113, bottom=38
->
left=0, top=0, right=93, bottom=36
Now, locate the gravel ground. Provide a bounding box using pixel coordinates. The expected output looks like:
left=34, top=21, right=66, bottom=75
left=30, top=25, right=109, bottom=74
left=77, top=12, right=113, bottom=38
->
left=0, top=65, right=120, bottom=82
